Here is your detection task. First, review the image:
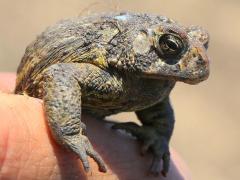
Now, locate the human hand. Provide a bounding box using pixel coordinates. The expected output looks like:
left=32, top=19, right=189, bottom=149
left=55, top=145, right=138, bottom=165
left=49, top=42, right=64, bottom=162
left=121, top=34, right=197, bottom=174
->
left=0, top=73, right=191, bottom=180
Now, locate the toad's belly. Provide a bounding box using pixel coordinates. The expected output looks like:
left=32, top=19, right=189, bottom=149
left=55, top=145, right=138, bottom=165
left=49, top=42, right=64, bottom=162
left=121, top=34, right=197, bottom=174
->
left=82, top=80, right=175, bottom=116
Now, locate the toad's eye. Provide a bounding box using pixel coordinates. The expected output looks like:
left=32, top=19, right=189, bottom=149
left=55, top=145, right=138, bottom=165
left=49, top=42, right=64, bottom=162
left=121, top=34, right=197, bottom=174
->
left=158, top=34, right=185, bottom=58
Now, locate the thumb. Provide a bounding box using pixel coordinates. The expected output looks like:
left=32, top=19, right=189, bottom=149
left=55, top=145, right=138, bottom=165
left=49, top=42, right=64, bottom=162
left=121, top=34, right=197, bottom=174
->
left=0, top=93, right=110, bottom=179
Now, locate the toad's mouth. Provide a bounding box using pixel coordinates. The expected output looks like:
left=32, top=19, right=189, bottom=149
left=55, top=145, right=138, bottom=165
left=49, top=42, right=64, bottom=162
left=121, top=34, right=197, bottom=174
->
left=142, top=47, right=210, bottom=84
left=142, top=63, right=209, bottom=84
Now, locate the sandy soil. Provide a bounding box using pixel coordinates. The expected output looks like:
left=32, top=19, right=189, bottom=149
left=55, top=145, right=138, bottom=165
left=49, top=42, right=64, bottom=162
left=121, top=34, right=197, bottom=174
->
left=0, top=0, right=239, bottom=179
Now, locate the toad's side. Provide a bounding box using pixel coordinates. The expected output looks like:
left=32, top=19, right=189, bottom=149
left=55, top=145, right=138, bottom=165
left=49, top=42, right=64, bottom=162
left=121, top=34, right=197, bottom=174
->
left=15, top=12, right=210, bottom=176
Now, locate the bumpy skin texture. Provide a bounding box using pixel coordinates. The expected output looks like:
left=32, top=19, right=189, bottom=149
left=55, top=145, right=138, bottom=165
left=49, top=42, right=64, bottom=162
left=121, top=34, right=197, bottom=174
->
left=15, top=12, right=210, bottom=176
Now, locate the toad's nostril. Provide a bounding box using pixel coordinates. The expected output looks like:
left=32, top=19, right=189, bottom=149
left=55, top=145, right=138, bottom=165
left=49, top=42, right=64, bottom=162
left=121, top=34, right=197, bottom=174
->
left=196, top=58, right=205, bottom=65
left=204, top=42, right=209, bottom=49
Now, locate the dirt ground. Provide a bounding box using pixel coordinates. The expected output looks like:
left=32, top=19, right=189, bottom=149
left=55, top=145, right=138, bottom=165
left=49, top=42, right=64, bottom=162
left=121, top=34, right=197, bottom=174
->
left=0, top=0, right=239, bottom=179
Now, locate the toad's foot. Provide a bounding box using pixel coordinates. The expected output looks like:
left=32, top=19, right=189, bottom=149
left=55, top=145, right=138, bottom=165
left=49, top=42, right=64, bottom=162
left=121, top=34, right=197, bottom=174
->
left=112, top=122, right=170, bottom=177
left=64, top=134, right=107, bottom=173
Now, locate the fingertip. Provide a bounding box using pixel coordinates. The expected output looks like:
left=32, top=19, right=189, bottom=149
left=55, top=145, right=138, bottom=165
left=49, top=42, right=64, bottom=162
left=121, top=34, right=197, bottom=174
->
left=161, top=170, right=167, bottom=177
left=99, top=165, right=107, bottom=173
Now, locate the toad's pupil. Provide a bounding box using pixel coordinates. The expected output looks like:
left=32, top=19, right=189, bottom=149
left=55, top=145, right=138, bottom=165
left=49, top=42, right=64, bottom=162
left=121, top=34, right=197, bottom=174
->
left=165, top=39, right=179, bottom=50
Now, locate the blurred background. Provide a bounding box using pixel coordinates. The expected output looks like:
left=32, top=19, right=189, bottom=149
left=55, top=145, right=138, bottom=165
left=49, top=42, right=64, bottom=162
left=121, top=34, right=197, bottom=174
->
left=0, top=0, right=239, bottom=179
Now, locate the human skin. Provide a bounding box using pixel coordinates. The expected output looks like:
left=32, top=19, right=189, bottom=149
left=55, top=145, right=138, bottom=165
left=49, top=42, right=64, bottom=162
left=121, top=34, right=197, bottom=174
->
left=0, top=73, right=191, bottom=180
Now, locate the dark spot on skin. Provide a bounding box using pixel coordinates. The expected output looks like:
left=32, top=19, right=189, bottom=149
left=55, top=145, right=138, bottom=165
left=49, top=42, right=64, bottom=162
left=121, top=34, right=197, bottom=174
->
left=62, top=51, right=68, bottom=56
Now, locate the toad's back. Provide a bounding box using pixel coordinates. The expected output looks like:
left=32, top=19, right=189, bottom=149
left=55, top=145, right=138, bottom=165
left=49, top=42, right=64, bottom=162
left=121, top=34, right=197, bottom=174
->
left=15, top=12, right=174, bottom=95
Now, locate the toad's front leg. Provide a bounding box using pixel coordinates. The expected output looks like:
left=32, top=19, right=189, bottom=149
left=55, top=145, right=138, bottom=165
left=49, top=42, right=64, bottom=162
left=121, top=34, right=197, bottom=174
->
left=41, top=63, right=107, bottom=173
left=113, top=97, right=175, bottom=176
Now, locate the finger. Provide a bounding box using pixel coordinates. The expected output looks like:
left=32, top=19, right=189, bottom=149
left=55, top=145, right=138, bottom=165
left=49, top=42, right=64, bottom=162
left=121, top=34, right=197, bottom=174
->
left=79, top=135, right=106, bottom=172
left=87, top=149, right=107, bottom=172
left=162, top=152, right=170, bottom=177
left=77, top=149, right=90, bottom=172
left=70, top=136, right=91, bottom=172
left=84, top=136, right=107, bottom=172
left=140, top=140, right=153, bottom=156
left=149, top=155, right=161, bottom=176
